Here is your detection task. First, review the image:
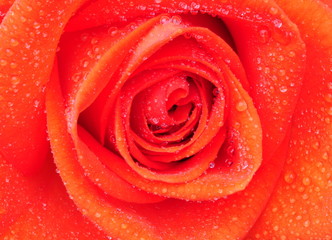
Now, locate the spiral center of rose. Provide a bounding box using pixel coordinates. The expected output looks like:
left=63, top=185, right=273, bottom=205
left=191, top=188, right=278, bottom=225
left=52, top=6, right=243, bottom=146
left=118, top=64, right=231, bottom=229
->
left=132, top=75, right=208, bottom=144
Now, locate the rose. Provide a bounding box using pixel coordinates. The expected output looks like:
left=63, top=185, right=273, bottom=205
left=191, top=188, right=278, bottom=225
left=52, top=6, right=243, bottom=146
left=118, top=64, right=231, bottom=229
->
left=0, top=0, right=331, bottom=239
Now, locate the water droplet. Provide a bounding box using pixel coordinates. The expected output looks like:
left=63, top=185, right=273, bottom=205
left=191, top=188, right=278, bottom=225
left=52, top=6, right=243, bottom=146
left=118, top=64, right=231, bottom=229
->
left=71, top=73, right=81, bottom=83
left=20, top=16, right=27, bottom=22
left=327, top=180, right=332, bottom=188
left=151, top=118, right=159, bottom=124
left=289, top=51, right=295, bottom=57
left=278, top=69, right=286, bottom=76
left=322, top=152, right=329, bottom=160
left=326, top=107, right=332, bottom=116
left=171, top=16, right=182, bottom=24
left=213, top=88, right=220, bottom=96
left=121, top=223, right=128, bottom=229
left=302, top=177, right=311, bottom=186
left=302, top=193, right=309, bottom=200
left=236, top=100, right=247, bottom=112
left=0, top=59, right=7, bottom=66
left=269, top=7, right=278, bottom=15
left=11, top=76, right=20, bottom=85
left=297, top=186, right=305, bottom=192
left=10, top=62, right=17, bottom=69
left=160, top=15, right=170, bottom=24
left=278, top=55, right=285, bottom=62
left=95, top=212, right=101, bottom=218
left=10, top=39, right=19, bottom=47
left=155, top=0, right=162, bottom=3
left=82, top=60, right=89, bottom=68
left=312, top=141, right=320, bottom=149
left=272, top=19, right=283, bottom=28
left=108, top=27, right=118, bottom=37
left=233, top=122, right=241, bottom=129
left=34, top=100, right=40, bottom=108
left=209, top=162, right=215, bottom=168
left=264, top=67, right=270, bottom=74
left=328, top=82, right=332, bottom=90
left=33, top=22, right=41, bottom=29
left=91, top=38, right=98, bottom=45
left=279, top=85, right=288, bottom=93
left=258, top=27, right=271, bottom=43
left=324, top=93, right=332, bottom=103
left=303, top=220, right=310, bottom=227
left=284, top=171, right=296, bottom=183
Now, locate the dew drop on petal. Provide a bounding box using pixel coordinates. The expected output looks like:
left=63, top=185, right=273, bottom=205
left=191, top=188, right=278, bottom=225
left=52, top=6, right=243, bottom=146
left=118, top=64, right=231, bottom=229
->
left=272, top=19, right=283, bottom=28
left=279, top=85, right=288, bottom=93
left=10, top=62, right=17, bottom=69
left=171, top=15, right=182, bottom=24
left=322, top=151, right=329, bottom=160
left=258, top=27, right=271, bottom=43
left=312, top=141, right=320, bottom=150
left=303, top=220, right=310, bottom=228
left=326, top=107, right=332, bottom=116
left=0, top=59, right=7, bottom=66
left=5, top=49, right=13, bottom=57
left=278, top=69, right=286, bottom=76
left=302, top=193, right=309, bottom=200
left=269, top=7, right=278, bottom=15
left=284, top=171, right=296, bottom=183
left=236, top=100, right=247, bottom=112
left=11, top=76, right=20, bottom=85
left=209, top=162, right=215, bottom=168
left=10, top=38, right=19, bottom=47
left=160, top=15, right=170, bottom=24
left=324, top=93, right=332, bottom=103
left=302, top=177, right=311, bottom=186
left=289, top=51, right=295, bottom=57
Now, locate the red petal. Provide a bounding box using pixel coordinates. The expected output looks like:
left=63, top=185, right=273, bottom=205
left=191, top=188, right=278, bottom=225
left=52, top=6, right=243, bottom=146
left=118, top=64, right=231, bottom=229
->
left=247, top=0, right=332, bottom=237
left=0, top=155, right=108, bottom=239
left=0, top=0, right=86, bottom=174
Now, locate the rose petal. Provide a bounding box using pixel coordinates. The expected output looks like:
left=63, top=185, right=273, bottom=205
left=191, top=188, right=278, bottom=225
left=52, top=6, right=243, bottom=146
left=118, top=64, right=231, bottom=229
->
left=0, top=155, right=108, bottom=239
left=46, top=64, right=162, bottom=240
left=0, top=0, right=86, bottom=174
left=247, top=0, right=332, bottom=238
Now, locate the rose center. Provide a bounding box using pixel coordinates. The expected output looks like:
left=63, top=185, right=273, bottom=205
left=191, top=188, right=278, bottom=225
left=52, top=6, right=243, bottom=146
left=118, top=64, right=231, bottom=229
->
left=130, top=73, right=216, bottom=146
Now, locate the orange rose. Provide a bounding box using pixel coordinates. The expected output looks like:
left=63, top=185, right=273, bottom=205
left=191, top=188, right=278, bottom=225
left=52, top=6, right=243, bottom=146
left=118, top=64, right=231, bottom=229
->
left=0, top=0, right=331, bottom=239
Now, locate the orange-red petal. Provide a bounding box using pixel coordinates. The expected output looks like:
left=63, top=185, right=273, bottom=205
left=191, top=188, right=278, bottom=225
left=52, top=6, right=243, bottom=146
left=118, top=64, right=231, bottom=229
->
left=247, top=0, right=332, bottom=238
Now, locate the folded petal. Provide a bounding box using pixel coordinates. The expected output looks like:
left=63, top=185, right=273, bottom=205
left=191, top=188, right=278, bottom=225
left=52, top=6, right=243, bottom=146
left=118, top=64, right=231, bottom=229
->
left=0, top=0, right=86, bottom=174
left=247, top=0, right=332, bottom=238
